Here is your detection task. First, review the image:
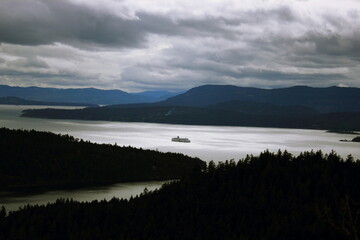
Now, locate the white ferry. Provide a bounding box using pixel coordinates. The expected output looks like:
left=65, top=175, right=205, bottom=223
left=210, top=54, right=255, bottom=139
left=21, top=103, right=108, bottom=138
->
left=171, top=136, right=191, bottom=143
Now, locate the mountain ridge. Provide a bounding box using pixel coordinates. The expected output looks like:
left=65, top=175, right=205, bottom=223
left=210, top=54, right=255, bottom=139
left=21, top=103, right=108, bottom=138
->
left=20, top=84, right=360, bottom=131
left=0, top=96, right=97, bottom=107
left=0, top=85, right=181, bottom=105
left=161, top=84, right=360, bottom=113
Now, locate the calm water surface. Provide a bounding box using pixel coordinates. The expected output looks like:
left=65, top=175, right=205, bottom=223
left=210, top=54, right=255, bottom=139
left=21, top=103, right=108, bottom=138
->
left=0, top=181, right=168, bottom=212
left=1, top=104, right=359, bottom=211
left=1, top=105, right=359, bottom=161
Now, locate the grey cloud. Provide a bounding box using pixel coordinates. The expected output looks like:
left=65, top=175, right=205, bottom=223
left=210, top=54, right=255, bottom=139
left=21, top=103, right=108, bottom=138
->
left=0, top=69, right=70, bottom=78
left=233, top=69, right=348, bottom=82
left=141, top=5, right=300, bottom=41
left=176, top=59, right=348, bottom=82
left=1, top=43, right=86, bottom=62
left=158, top=37, right=351, bottom=88
left=304, top=32, right=360, bottom=60
left=0, top=0, right=237, bottom=48
left=0, top=0, right=147, bottom=47
left=238, top=5, right=297, bottom=24
left=0, top=1, right=300, bottom=48
left=0, top=68, right=107, bottom=88
left=265, top=11, right=360, bottom=60
left=1, top=1, right=360, bottom=91
left=7, top=56, right=49, bottom=68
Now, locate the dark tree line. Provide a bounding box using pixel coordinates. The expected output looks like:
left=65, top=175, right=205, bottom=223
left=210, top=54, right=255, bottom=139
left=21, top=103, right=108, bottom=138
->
left=1, top=150, right=360, bottom=239
left=0, top=127, right=205, bottom=189
left=22, top=105, right=360, bottom=131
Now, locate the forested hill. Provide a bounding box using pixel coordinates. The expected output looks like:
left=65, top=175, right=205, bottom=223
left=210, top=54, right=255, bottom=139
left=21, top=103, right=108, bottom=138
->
left=0, top=128, right=205, bottom=190
left=22, top=105, right=360, bottom=131
left=0, top=96, right=97, bottom=107
left=163, top=85, right=360, bottom=113
left=21, top=85, right=360, bottom=131
left=0, top=85, right=180, bottom=105
left=1, top=150, right=359, bottom=239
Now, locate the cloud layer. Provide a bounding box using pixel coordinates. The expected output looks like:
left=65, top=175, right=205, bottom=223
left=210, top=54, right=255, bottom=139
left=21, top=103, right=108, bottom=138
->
left=0, top=0, right=359, bottom=91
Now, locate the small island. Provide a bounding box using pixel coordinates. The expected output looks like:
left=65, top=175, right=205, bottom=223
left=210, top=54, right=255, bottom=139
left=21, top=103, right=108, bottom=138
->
left=340, top=136, right=360, bottom=142
left=327, top=129, right=359, bottom=135
left=352, top=136, right=360, bottom=142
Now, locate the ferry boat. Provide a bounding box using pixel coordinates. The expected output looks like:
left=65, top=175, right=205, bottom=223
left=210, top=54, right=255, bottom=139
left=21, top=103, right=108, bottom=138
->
left=171, top=136, right=191, bottom=143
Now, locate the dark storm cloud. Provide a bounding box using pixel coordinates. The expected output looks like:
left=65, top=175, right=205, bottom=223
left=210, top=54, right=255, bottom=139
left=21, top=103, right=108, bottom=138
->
left=0, top=0, right=299, bottom=48
left=0, top=0, right=146, bottom=47
left=303, top=32, right=360, bottom=60
left=1, top=0, right=360, bottom=90
left=0, top=0, right=240, bottom=48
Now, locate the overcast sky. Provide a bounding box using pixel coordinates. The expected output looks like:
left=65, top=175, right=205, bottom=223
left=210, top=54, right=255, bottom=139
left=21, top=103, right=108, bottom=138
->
left=0, top=0, right=359, bottom=92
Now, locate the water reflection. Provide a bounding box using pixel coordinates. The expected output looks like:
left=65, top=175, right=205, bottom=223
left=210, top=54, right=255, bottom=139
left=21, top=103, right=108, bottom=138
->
left=0, top=181, right=167, bottom=212
left=1, top=105, right=359, bottom=162
left=0, top=104, right=359, bottom=211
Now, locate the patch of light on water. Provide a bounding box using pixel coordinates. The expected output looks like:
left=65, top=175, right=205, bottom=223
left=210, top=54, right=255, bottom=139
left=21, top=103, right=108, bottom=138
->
left=1, top=105, right=359, bottom=162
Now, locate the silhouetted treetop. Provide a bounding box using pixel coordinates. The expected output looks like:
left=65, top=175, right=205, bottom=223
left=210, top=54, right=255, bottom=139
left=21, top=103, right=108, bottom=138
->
left=1, top=150, right=359, bottom=239
left=0, top=127, right=205, bottom=190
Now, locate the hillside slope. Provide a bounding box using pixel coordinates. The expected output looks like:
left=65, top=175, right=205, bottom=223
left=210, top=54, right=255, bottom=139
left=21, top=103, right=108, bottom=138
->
left=0, top=128, right=204, bottom=190
left=0, top=85, right=180, bottom=105
left=163, top=85, right=360, bottom=113
left=1, top=150, right=359, bottom=239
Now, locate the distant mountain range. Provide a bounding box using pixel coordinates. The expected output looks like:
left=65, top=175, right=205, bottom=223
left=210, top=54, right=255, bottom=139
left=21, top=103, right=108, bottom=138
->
left=22, top=84, right=360, bottom=131
left=0, top=96, right=97, bottom=107
left=0, top=85, right=181, bottom=105
left=161, top=85, right=360, bottom=113
left=133, top=90, right=186, bottom=102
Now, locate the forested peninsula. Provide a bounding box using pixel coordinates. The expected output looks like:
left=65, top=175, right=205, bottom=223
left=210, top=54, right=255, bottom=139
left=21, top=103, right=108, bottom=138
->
left=21, top=85, right=360, bottom=131
left=22, top=106, right=360, bottom=131
left=1, top=150, right=359, bottom=239
left=0, top=128, right=204, bottom=190
left=0, top=96, right=97, bottom=107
